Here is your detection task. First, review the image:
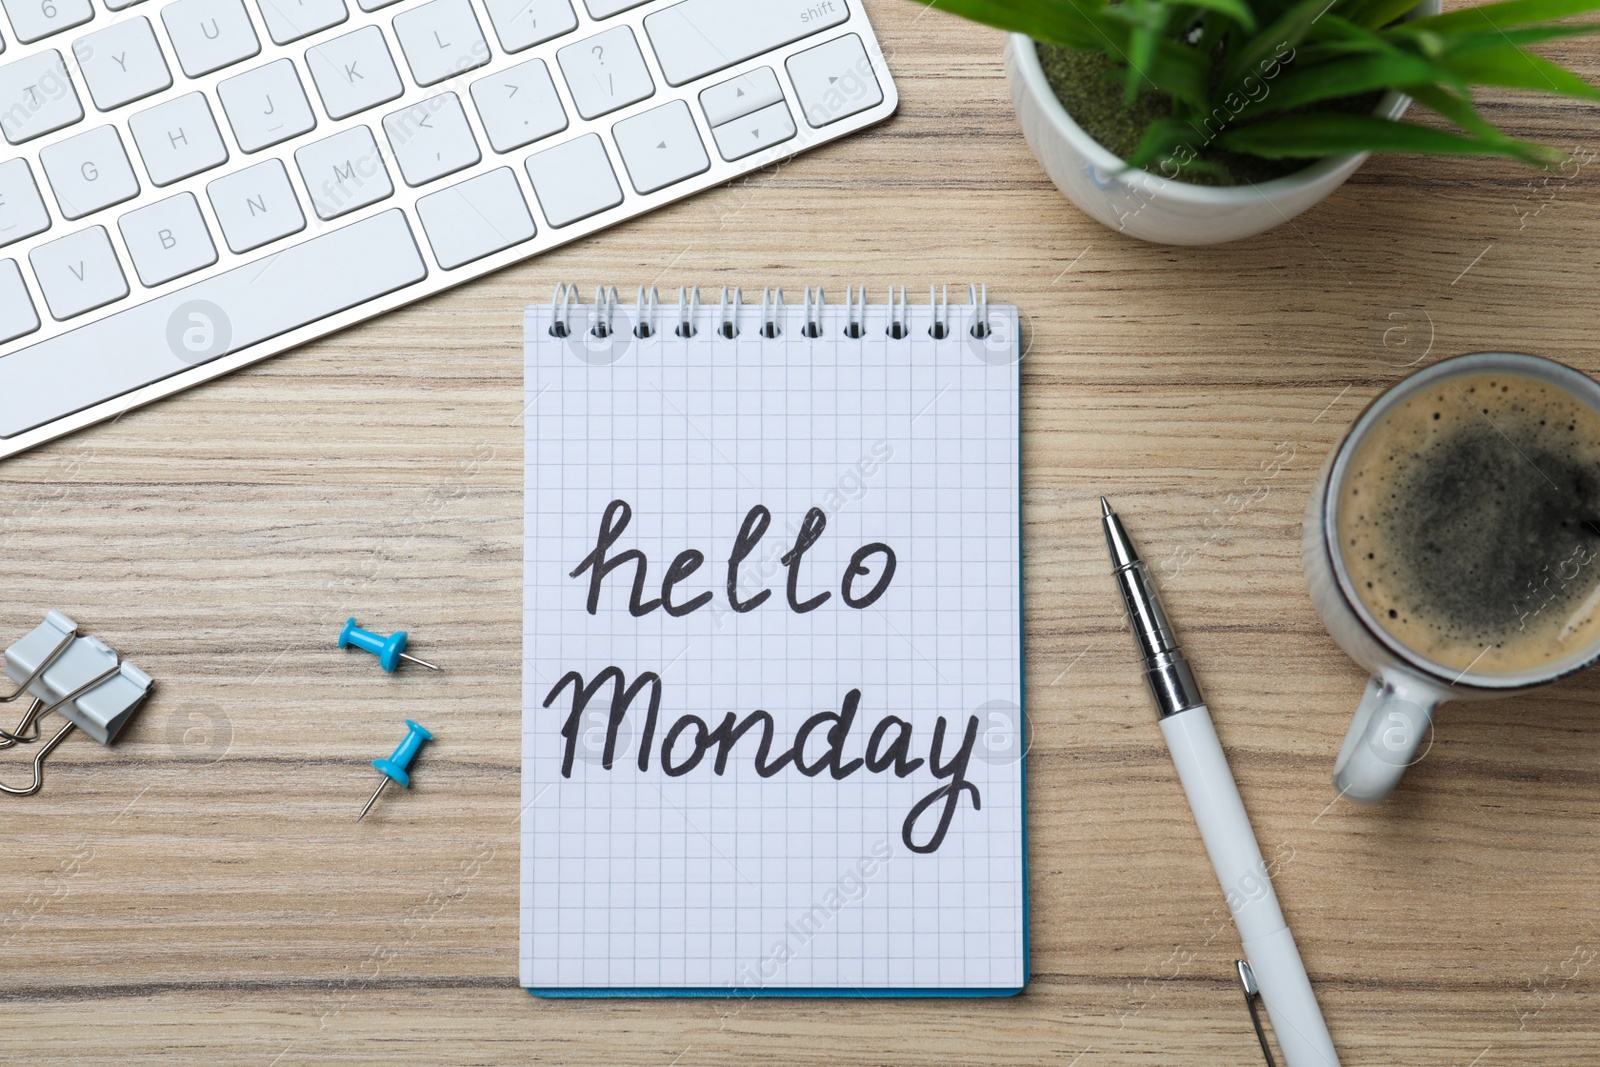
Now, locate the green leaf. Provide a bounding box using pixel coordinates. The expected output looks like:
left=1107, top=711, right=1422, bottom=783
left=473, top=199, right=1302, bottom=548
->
left=1400, top=82, right=1564, bottom=163
left=1217, top=111, right=1544, bottom=159
left=1249, top=49, right=1463, bottom=113
left=1222, top=0, right=1341, bottom=87
left=1343, top=0, right=1430, bottom=30
left=1442, top=47, right=1600, bottom=99
left=1178, top=0, right=1259, bottom=31
left=1124, top=117, right=1204, bottom=168
left=1407, top=0, right=1600, bottom=34
left=1430, top=23, right=1600, bottom=57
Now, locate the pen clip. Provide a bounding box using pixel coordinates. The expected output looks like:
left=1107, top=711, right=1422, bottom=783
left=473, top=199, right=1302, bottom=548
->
left=1236, top=960, right=1279, bottom=1067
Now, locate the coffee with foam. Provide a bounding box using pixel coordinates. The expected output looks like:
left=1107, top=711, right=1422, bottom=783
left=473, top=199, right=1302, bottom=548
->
left=1337, top=371, right=1600, bottom=676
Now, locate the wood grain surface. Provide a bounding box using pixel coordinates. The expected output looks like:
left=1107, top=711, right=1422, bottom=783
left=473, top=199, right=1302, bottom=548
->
left=3, top=2, right=1599, bottom=1063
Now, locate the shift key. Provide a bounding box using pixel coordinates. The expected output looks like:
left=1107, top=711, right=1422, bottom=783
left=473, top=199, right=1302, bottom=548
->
left=644, top=0, right=848, bottom=87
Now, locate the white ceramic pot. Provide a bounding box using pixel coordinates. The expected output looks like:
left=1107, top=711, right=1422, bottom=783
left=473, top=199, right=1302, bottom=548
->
left=1004, top=6, right=1437, bottom=246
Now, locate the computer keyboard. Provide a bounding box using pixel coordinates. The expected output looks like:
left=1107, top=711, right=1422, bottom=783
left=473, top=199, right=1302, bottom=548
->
left=0, top=0, right=898, bottom=459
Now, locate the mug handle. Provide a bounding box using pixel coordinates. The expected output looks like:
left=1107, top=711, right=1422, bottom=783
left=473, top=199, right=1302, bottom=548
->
left=1332, top=674, right=1442, bottom=804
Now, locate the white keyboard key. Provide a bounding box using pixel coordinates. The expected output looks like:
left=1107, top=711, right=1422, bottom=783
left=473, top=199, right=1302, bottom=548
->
left=73, top=18, right=173, bottom=110
left=583, top=0, right=644, bottom=15
left=118, top=191, right=217, bottom=286
left=29, top=224, right=128, bottom=319
left=645, top=0, right=848, bottom=87
left=217, top=58, right=315, bottom=152
left=162, top=0, right=262, bottom=77
left=0, top=258, right=40, bottom=343
left=786, top=33, right=881, bottom=128
left=294, top=124, right=390, bottom=219
left=482, top=0, right=573, bottom=54
left=255, top=0, right=346, bottom=45
left=128, top=91, right=229, bottom=185
left=104, top=0, right=145, bottom=10
left=206, top=157, right=303, bottom=251
left=392, top=0, right=488, bottom=87
left=354, top=0, right=397, bottom=10
left=4, top=0, right=92, bottom=44
left=523, top=131, right=619, bottom=227
left=39, top=124, right=140, bottom=219
left=469, top=57, right=564, bottom=153
left=612, top=99, right=706, bottom=195
left=0, top=210, right=425, bottom=438
left=0, top=50, right=83, bottom=144
left=415, top=165, right=533, bottom=269
left=306, top=25, right=401, bottom=119
left=383, top=91, right=478, bottom=186
left=556, top=25, right=652, bottom=120
left=709, top=98, right=793, bottom=161
left=0, top=158, right=51, bottom=248
left=699, top=66, right=782, bottom=127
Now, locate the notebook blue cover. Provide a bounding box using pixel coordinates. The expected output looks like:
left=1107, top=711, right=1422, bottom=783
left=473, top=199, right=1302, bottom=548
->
left=521, top=291, right=1027, bottom=996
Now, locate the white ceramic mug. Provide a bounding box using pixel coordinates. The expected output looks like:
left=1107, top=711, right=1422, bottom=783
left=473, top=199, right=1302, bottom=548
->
left=1303, top=352, right=1600, bottom=803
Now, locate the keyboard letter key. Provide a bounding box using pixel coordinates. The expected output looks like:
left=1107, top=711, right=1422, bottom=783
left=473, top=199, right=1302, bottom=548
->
left=29, top=224, right=129, bottom=319
left=0, top=258, right=40, bottom=343
left=306, top=25, right=403, bottom=119
left=39, top=124, right=141, bottom=219
left=392, top=0, right=489, bottom=87
left=524, top=132, right=620, bottom=228
left=162, top=0, right=263, bottom=78
left=128, top=91, right=230, bottom=186
left=0, top=158, right=52, bottom=248
left=295, top=124, right=392, bottom=219
left=255, top=0, right=348, bottom=45
left=415, top=166, right=534, bottom=269
left=0, top=51, right=83, bottom=144
left=118, top=192, right=218, bottom=286
left=0, top=210, right=426, bottom=438
left=206, top=158, right=305, bottom=252
left=217, top=58, right=317, bottom=152
left=644, top=0, right=849, bottom=87
left=73, top=18, right=174, bottom=111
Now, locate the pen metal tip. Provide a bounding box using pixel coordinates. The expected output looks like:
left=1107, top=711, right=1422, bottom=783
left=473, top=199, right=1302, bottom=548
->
left=1099, top=496, right=1113, bottom=518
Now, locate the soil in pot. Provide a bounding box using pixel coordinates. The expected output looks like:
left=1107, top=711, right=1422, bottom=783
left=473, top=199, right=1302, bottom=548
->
left=1036, top=43, right=1381, bottom=187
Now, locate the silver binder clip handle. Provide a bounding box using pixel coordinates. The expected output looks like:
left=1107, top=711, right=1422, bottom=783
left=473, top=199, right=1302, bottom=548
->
left=1236, top=960, right=1279, bottom=1067
left=550, top=282, right=576, bottom=338
left=969, top=283, right=991, bottom=340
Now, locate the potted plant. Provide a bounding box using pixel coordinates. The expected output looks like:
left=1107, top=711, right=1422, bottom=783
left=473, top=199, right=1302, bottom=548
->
left=922, top=0, right=1600, bottom=244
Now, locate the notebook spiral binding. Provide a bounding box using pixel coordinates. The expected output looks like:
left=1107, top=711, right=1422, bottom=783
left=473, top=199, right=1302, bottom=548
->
left=548, top=283, right=993, bottom=343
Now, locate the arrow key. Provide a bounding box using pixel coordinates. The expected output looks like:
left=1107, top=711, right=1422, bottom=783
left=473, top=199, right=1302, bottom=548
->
left=699, top=66, right=783, bottom=127
left=786, top=33, right=883, bottom=129
left=611, top=98, right=708, bottom=195
left=709, top=98, right=795, bottom=162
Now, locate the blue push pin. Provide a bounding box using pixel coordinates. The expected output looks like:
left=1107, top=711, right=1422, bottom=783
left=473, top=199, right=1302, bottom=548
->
left=338, top=618, right=441, bottom=673
left=358, top=720, right=433, bottom=821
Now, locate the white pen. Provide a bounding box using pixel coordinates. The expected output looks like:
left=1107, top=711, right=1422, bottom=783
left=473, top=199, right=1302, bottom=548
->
left=1101, top=497, right=1340, bottom=1067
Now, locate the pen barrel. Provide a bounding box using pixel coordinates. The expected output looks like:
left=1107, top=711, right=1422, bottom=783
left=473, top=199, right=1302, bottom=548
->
left=1160, top=707, right=1340, bottom=1067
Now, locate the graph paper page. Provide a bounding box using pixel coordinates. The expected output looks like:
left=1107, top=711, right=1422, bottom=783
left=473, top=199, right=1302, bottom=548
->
left=521, top=299, right=1025, bottom=993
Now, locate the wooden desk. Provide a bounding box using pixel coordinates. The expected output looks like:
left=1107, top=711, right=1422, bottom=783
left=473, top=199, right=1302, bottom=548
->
left=3, top=2, right=1597, bottom=1062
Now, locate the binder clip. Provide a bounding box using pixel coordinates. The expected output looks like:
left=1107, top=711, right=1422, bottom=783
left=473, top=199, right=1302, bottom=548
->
left=1, top=611, right=154, bottom=797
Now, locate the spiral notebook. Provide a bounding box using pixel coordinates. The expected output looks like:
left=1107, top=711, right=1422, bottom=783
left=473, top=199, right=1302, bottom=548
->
left=521, top=286, right=1026, bottom=996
